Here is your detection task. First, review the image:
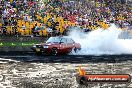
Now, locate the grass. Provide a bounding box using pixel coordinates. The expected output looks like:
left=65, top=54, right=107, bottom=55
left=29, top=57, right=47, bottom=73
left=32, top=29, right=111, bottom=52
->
left=0, top=42, right=39, bottom=47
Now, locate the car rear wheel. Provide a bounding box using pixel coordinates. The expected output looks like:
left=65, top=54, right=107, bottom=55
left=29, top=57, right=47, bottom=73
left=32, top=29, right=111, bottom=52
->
left=72, top=47, right=81, bottom=53
left=74, top=47, right=77, bottom=53
left=51, top=48, right=58, bottom=55
left=70, top=47, right=77, bottom=54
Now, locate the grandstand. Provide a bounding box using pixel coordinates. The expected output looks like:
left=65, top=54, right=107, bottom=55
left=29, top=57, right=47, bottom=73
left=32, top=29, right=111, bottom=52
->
left=0, top=0, right=131, bottom=37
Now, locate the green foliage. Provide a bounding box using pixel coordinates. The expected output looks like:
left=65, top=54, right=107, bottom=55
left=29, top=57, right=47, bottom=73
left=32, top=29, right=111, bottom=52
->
left=0, top=42, right=39, bottom=47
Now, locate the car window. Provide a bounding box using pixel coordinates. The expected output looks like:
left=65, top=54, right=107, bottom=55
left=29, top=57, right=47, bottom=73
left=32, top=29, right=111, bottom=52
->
left=67, top=39, right=71, bottom=43
left=70, top=39, right=75, bottom=43
left=60, top=38, right=67, bottom=43
left=46, top=37, right=61, bottom=43
left=67, top=38, right=75, bottom=43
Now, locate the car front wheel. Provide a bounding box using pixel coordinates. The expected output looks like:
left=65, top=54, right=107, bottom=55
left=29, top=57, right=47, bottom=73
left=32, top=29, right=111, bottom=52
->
left=51, top=48, right=58, bottom=55
left=35, top=52, right=42, bottom=55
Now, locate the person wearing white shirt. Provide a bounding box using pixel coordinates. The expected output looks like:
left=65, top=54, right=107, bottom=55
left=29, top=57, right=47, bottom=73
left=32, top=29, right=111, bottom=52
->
left=46, top=27, right=53, bottom=37
left=47, top=27, right=53, bottom=33
left=22, top=25, right=26, bottom=30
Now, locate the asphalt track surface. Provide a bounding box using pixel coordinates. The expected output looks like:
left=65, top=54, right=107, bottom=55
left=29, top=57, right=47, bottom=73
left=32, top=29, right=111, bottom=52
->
left=0, top=51, right=132, bottom=63
left=0, top=52, right=132, bottom=88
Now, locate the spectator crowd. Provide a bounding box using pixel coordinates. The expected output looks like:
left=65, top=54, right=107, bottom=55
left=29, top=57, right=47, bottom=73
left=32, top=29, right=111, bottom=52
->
left=0, top=0, right=131, bottom=37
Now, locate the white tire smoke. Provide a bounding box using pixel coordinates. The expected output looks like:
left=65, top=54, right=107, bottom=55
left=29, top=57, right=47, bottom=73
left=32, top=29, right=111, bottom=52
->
left=68, top=24, right=132, bottom=55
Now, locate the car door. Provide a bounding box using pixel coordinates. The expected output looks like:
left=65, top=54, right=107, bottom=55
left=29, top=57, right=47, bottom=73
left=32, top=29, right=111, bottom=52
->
left=67, top=38, right=75, bottom=52
left=59, top=38, right=68, bottom=54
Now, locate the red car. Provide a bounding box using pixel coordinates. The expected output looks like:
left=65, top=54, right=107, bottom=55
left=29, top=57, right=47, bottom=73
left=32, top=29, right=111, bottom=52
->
left=31, top=36, right=81, bottom=55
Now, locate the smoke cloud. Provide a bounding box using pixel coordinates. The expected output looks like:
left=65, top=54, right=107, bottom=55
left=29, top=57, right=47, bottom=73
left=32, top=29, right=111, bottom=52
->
left=68, top=24, right=132, bottom=55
